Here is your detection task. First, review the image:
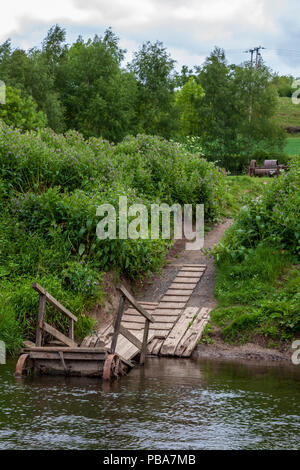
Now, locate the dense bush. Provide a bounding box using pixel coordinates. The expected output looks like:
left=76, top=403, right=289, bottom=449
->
left=213, top=156, right=300, bottom=263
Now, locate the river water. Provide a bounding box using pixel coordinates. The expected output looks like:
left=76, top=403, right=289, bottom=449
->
left=0, top=357, right=299, bottom=450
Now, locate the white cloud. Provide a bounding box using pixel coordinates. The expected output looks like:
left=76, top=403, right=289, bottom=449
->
left=0, top=0, right=298, bottom=75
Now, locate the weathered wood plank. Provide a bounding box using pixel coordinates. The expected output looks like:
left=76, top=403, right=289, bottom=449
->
left=171, top=264, right=206, bottom=267
left=33, top=359, right=104, bottom=376
left=69, top=319, right=74, bottom=341
left=179, top=267, right=206, bottom=272
left=173, top=277, right=200, bottom=284
left=147, top=338, right=159, bottom=354
left=41, top=322, right=77, bottom=348
left=160, top=295, right=190, bottom=302
left=115, top=330, right=157, bottom=361
left=158, top=302, right=186, bottom=309
left=152, top=339, right=164, bottom=355
left=176, top=307, right=211, bottom=357
left=32, top=283, right=78, bottom=322
left=140, top=319, right=150, bottom=364
left=122, top=314, right=146, bottom=323
left=182, top=264, right=206, bottom=267
left=35, top=293, right=46, bottom=347
left=122, top=314, right=178, bottom=323
left=110, top=295, right=125, bottom=354
left=176, top=272, right=204, bottom=278
left=168, top=283, right=197, bottom=290
left=121, top=321, right=174, bottom=330
left=23, top=346, right=107, bottom=353
left=154, top=308, right=182, bottom=315
left=165, top=289, right=193, bottom=296
left=139, top=302, right=158, bottom=307
left=117, top=285, right=154, bottom=322
left=160, top=307, right=199, bottom=356
left=28, top=351, right=106, bottom=361
left=120, top=322, right=143, bottom=330
left=153, top=315, right=178, bottom=323
left=119, top=324, right=143, bottom=350
left=148, top=329, right=168, bottom=338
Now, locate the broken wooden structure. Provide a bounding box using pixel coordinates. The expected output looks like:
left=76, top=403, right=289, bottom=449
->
left=15, top=282, right=154, bottom=380
left=16, top=263, right=211, bottom=380
left=83, top=264, right=211, bottom=361
left=248, top=159, right=287, bottom=177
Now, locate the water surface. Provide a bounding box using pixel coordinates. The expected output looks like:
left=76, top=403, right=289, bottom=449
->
left=0, top=357, right=299, bottom=449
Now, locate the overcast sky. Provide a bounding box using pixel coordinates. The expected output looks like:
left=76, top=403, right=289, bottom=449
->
left=1, top=0, right=300, bottom=75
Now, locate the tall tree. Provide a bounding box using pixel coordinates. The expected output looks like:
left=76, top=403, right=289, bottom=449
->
left=233, top=62, right=285, bottom=155
left=0, top=86, right=47, bottom=130
left=130, top=41, right=177, bottom=137
left=176, top=77, right=204, bottom=136
left=58, top=31, right=137, bottom=141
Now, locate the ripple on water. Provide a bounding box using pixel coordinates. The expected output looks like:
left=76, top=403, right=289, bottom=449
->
left=0, top=358, right=299, bottom=449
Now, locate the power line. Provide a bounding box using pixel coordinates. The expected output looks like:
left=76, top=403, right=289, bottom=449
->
left=243, top=46, right=265, bottom=69
left=243, top=46, right=265, bottom=160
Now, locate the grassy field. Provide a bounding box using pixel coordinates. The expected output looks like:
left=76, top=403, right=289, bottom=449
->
left=275, top=97, right=300, bottom=128
left=284, top=136, right=300, bottom=156
left=221, top=175, right=270, bottom=217
left=272, top=97, right=300, bottom=156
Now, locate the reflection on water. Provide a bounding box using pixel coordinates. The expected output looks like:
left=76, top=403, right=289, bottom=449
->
left=0, top=357, right=300, bottom=449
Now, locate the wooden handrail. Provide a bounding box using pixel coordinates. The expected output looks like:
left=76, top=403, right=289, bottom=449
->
left=117, top=285, right=154, bottom=323
left=32, top=283, right=78, bottom=322
left=41, top=321, right=77, bottom=348
left=32, top=282, right=78, bottom=347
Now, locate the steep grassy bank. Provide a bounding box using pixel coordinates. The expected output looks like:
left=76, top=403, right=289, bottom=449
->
left=0, top=122, right=225, bottom=354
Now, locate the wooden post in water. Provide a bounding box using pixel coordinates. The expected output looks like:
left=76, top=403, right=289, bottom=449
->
left=110, top=294, right=125, bottom=354
left=140, top=318, right=150, bottom=365
left=36, top=293, right=46, bottom=346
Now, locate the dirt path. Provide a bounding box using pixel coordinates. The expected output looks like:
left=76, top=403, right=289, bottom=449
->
left=135, top=218, right=233, bottom=310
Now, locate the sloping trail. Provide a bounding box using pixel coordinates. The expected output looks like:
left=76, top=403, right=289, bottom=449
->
left=83, top=219, right=233, bottom=361
left=138, top=218, right=233, bottom=311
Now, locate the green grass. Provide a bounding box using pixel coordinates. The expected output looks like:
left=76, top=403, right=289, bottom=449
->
left=211, top=246, right=300, bottom=344
left=284, top=136, right=300, bottom=156
left=221, top=175, right=270, bottom=217
left=275, top=97, right=300, bottom=128
left=274, top=97, right=300, bottom=156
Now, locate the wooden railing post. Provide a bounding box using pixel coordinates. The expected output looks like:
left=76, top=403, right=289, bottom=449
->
left=110, top=294, right=125, bottom=354
left=140, top=319, right=150, bottom=364
left=32, top=282, right=78, bottom=348
left=69, top=319, right=74, bottom=341
left=36, top=293, right=46, bottom=346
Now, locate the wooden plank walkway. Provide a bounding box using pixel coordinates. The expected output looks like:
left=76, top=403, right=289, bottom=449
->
left=84, top=264, right=211, bottom=361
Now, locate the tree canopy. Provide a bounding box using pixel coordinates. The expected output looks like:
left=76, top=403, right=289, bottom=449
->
left=0, top=25, right=289, bottom=170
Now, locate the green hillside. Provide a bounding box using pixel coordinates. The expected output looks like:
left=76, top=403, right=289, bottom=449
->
left=275, top=97, right=300, bottom=128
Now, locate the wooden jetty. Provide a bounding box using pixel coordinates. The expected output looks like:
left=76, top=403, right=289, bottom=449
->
left=15, top=282, right=154, bottom=380
left=16, top=263, right=211, bottom=380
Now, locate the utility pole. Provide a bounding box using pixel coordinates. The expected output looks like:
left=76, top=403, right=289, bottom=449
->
left=243, top=46, right=265, bottom=159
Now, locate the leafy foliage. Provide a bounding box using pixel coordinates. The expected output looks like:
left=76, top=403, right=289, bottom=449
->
left=0, top=86, right=47, bottom=130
